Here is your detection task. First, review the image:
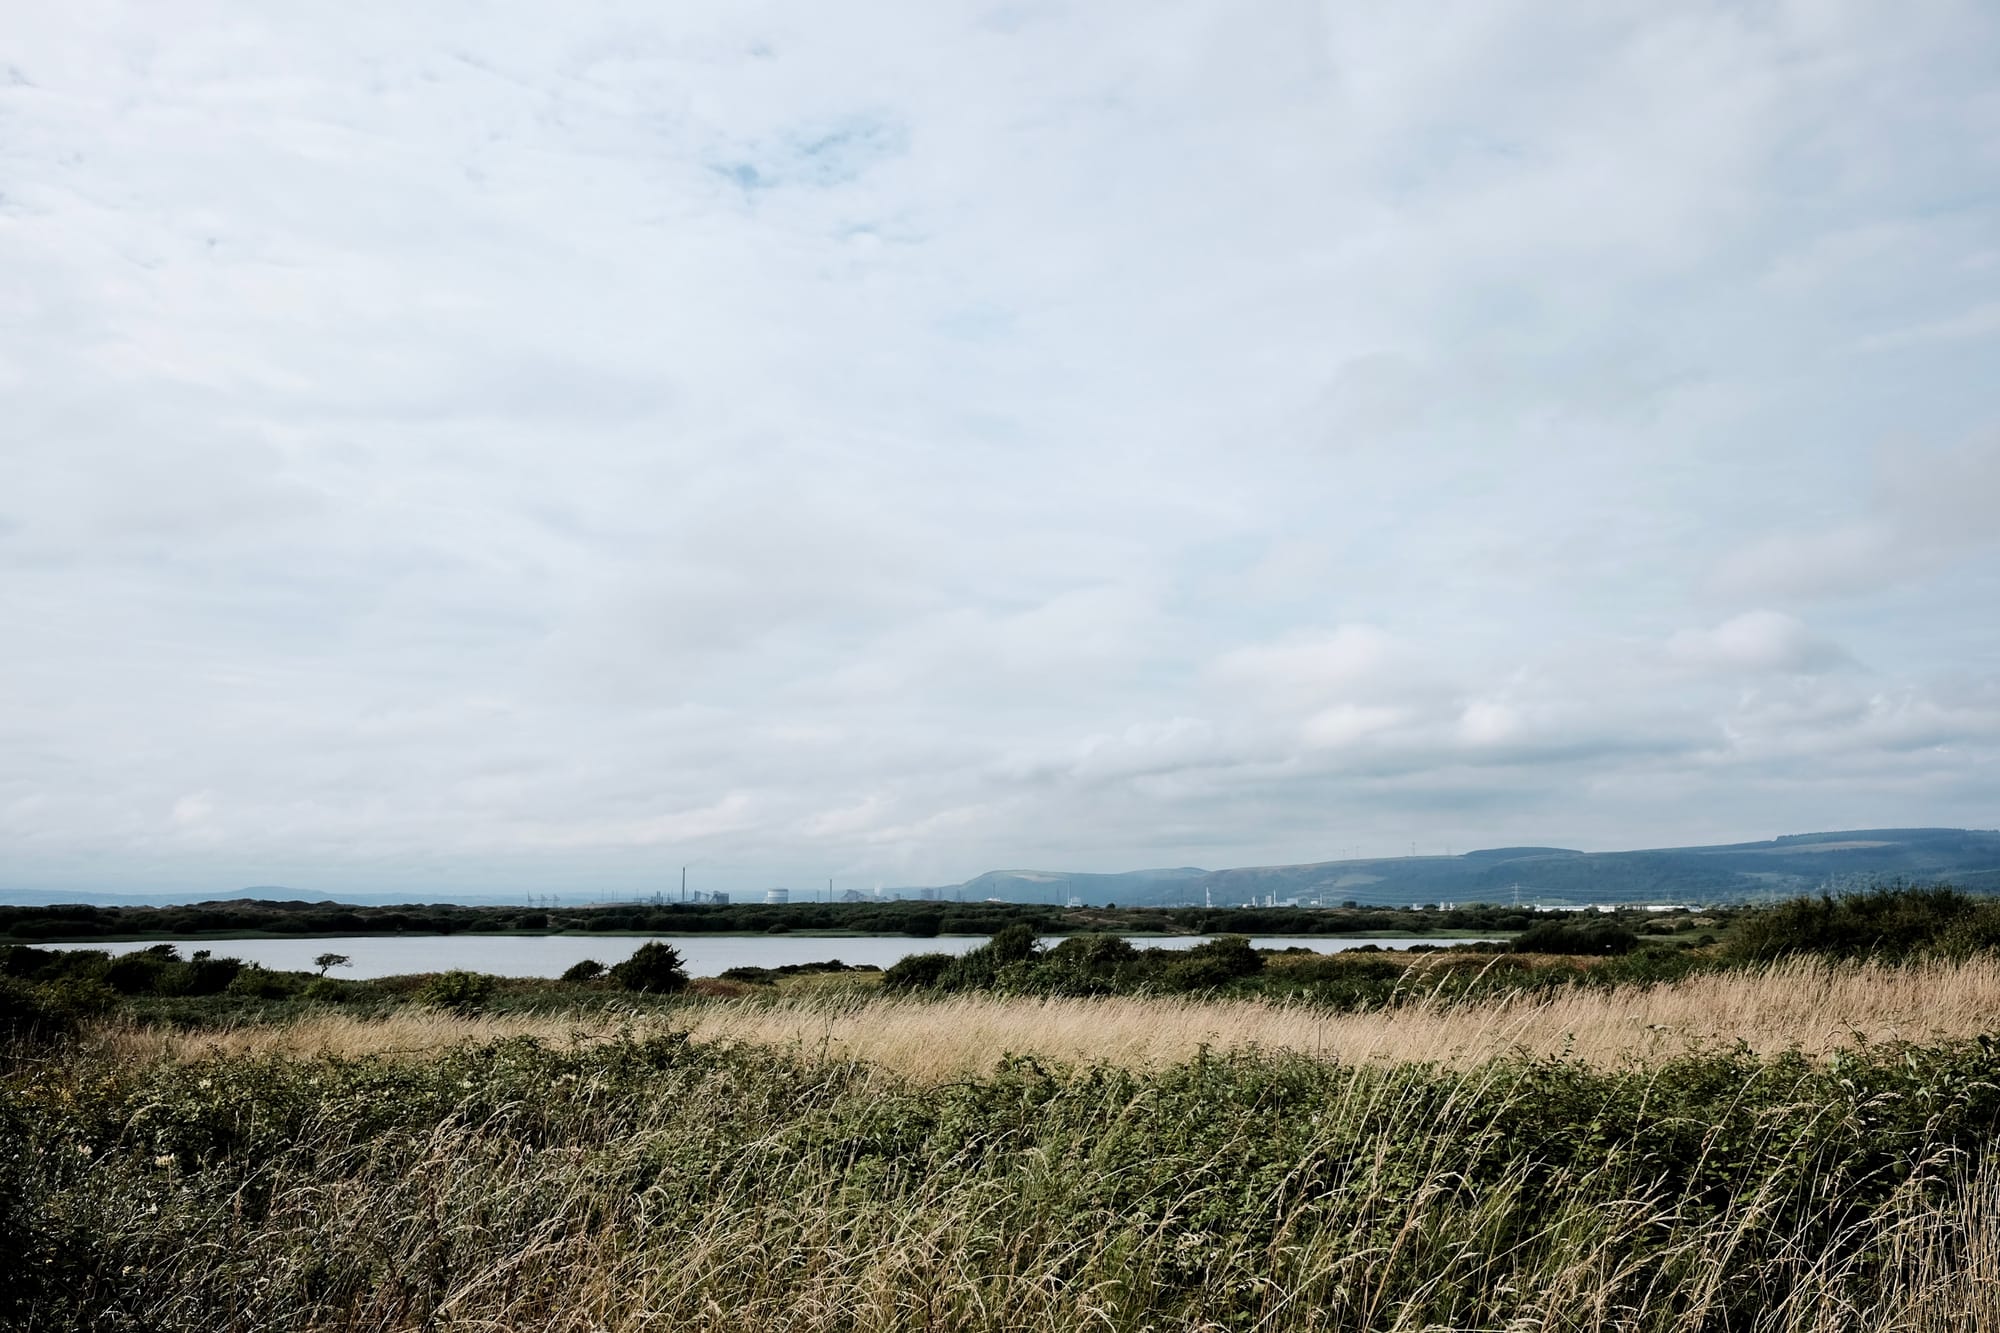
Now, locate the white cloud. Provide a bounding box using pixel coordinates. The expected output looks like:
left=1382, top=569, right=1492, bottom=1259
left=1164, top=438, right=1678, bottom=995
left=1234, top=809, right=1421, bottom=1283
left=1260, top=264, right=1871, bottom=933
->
left=2, top=2, right=1998, bottom=892
left=1713, top=436, right=2000, bottom=600
left=1667, top=611, right=1852, bottom=675
left=1213, top=626, right=1420, bottom=704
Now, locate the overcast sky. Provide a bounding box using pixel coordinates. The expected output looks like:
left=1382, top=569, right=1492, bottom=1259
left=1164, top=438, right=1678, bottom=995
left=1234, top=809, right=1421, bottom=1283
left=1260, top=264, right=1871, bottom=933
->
left=4, top=2, right=1999, bottom=897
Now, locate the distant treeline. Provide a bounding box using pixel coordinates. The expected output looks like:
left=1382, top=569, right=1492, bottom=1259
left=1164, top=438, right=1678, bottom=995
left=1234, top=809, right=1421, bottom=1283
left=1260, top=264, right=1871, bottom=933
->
left=0, top=898, right=1600, bottom=943
left=4, top=887, right=1991, bottom=1039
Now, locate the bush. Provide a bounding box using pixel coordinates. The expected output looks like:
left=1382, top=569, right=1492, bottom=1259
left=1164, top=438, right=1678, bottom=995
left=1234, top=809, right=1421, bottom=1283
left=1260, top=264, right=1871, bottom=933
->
left=609, top=942, right=688, bottom=994
left=1729, top=885, right=2000, bottom=962
left=560, top=959, right=606, bottom=983
left=227, top=965, right=303, bottom=1000
left=986, top=923, right=1039, bottom=965
left=418, top=970, right=496, bottom=1013
left=882, top=952, right=954, bottom=991
left=157, top=953, right=243, bottom=997
left=300, top=977, right=350, bottom=1004
left=0, top=975, right=114, bottom=1040
left=103, top=945, right=181, bottom=995
left=1158, top=935, right=1264, bottom=991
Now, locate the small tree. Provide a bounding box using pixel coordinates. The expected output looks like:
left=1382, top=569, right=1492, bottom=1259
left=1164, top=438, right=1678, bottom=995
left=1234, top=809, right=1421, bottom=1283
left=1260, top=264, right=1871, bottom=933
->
left=609, top=942, right=689, bottom=993
left=560, top=958, right=606, bottom=983
left=313, top=952, right=352, bottom=978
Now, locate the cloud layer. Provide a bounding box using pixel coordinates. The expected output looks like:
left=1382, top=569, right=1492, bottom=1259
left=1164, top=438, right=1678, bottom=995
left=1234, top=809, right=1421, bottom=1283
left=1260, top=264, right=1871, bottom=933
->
left=4, top=2, right=1998, bottom=895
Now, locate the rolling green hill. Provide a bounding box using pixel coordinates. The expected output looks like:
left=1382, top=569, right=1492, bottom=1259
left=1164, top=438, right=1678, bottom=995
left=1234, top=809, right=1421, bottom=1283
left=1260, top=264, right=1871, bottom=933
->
left=940, top=828, right=2000, bottom=908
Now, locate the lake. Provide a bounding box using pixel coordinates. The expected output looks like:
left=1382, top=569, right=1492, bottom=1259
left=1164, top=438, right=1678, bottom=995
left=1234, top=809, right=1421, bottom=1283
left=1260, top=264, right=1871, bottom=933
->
left=43, top=933, right=1496, bottom=980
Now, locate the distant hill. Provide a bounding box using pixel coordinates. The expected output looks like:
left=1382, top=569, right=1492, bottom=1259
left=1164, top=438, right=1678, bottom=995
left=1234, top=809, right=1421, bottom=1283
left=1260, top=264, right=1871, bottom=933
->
left=0, top=885, right=529, bottom=909
left=944, top=866, right=1209, bottom=905
left=6, top=829, right=1997, bottom=910
left=934, top=828, right=2000, bottom=908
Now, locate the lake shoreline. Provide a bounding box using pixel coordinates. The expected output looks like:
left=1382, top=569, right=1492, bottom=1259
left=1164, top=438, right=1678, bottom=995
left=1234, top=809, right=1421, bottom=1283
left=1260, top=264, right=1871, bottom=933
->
left=7, top=928, right=1509, bottom=946
left=22, top=932, right=1510, bottom=981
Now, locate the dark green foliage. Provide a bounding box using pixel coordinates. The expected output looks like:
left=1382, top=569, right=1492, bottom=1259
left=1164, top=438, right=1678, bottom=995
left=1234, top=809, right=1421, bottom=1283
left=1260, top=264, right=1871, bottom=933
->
left=881, top=951, right=954, bottom=990
left=1157, top=934, right=1263, bottom=989
left=417, top=970, right=497, bottom=1013
left=0, top=975, right=108, bottom=1041
left=226, top=965, right=303, bottom=1000
left=1026, top=933, right=1142, bottom=995
left=4, top=943, right=244, bottom=1001
left=1511, top=919, right=1640, bottom=955
left=299, top=977, right=351, bottom=1004
left=892, top=930, right=1281, bottom=997
left=717, top=959, right=880, bottom=985
left=608, top=942, right=688, bottom=993
left=1729, top=884, right=2000, bottom=962
left=985, top=921, right=1039, bottom=964
left=560, top=959, right=605, bottom=983
left=0, top=894, right=1597, bottom=945
left=104, top=945, right=183, bottom=995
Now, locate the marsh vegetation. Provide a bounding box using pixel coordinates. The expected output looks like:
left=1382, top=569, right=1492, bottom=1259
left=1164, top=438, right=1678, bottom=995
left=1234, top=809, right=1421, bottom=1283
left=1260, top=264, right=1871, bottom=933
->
left=7, top=886, right=2000, bottom=1330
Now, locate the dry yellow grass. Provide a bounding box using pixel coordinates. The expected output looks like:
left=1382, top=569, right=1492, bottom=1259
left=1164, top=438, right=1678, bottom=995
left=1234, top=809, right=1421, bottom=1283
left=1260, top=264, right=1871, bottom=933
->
left=99, top=954, right=2000, bottom=1078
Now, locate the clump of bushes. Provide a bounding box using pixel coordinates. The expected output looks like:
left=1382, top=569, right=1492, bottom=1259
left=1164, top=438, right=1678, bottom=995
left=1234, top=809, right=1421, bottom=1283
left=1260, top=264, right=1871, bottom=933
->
left=1511, top=920, right=1640, bottom=956
left=882, top=951, right=954, bottom=990
left=609, top=942, right=688, bottom=993
left=0, top=974, right=116, bottom=1041
left=1729, top=884, right=2000, bottom=962
left=1, top=945, right=236, bottom=1038
left=718, top=959, right=882, bottom=986
left=885, top=929, right=1267, bottom=997
left=1159, top=935, right=1264, bottom=988
left=418, top=970, right=497, bottom=1013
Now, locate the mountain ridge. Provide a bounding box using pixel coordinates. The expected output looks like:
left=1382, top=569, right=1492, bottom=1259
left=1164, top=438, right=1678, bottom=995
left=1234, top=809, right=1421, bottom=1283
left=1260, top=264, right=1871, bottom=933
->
left=4, top=828, right=1996, bottom=909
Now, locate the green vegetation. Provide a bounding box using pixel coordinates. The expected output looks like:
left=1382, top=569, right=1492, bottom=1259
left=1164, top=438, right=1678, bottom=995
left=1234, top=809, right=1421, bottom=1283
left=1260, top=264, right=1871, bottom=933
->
left=0, top=941, right=691, bottom=1034
left=7, top=1027, right=2000, bottom=1329
left=607, top=940, right=690, bottom=993
left=4, top=884, right=1999, bottom=1329
left=1727, top=883, right=2000, bottom=961
left=0, top=895, right=1583, bottom=945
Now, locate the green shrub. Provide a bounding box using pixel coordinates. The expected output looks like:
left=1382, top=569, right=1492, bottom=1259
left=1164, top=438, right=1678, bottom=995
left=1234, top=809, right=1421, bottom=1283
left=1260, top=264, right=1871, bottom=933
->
left=0, top=977, right=98, bottom=1040
left=1159, top=935, right=1263, bottom=991
left=1018, top=934, right=1142, bottom=995
left=300, top=977, right=350, bottom=1004
left=560, top=959, right=606, bottom=983
left=418, top=970, right=496, bottom=1013
left=156, top=952, right=243, bottom=997
left=608, top=943, right=688, bottom=994
left=882, top=952, right=954, bottom=991
left=103, top=945, right=182, bottom=995
left=1729, top=885, right=2000, bottom=962
left=226, top=965, right=303, bottom=1000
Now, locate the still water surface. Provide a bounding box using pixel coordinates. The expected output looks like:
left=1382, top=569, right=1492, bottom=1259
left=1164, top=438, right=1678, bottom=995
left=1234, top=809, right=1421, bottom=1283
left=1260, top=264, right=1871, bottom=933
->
left=47, top=934, right=1493, bottom=980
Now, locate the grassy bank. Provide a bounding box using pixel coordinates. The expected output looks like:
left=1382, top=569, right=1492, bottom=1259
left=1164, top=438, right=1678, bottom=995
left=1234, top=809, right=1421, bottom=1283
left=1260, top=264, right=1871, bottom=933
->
left=9, top=1022, right=2000, bottom=1331
left=91, top=953, right=2000, bottom=1077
